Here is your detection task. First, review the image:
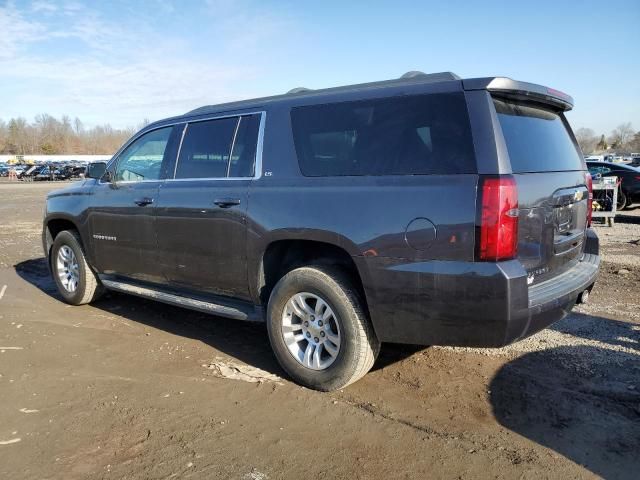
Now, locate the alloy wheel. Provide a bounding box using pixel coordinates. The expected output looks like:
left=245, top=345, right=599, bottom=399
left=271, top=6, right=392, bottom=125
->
left=281, top=292, right=341, bottom=370
left=56, top=245, right=80, bottom=293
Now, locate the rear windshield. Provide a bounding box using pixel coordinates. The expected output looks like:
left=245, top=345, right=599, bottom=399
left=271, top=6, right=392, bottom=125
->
left=291, top=92, right=476, bottom=176
left=494, top=98, right=583, bottom=173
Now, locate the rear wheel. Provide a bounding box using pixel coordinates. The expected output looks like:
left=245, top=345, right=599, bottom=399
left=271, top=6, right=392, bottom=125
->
left=51, top=230, right=103, bottom=305
left=266, top=266, right=380, bottom=391
left=617, top=189, right=628, bottom=210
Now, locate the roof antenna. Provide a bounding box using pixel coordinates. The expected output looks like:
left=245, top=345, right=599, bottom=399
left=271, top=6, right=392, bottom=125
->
left=400, top=71, right=428, bottom=79
left=287, top=87, right=312, bottom=94
left=400, top=71, right=461, bottom=81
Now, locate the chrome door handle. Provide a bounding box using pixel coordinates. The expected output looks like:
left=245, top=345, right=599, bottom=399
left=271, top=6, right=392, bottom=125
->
left=214, top=198, right=241, bottom=208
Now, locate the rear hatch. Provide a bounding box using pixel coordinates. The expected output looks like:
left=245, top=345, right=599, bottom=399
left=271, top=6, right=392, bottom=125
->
left=493, top=97, right=588, bottom=285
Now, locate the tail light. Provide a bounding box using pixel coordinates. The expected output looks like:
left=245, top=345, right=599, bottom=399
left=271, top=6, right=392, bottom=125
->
left=585, top=172, right=593, bottom=227
left=476, top=176, right=518, bottom=261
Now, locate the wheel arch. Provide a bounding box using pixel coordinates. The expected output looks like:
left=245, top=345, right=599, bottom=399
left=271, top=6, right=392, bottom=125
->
left=44, top=216, right=82, bottom=260
left=255, top=238, right=371, bottom=321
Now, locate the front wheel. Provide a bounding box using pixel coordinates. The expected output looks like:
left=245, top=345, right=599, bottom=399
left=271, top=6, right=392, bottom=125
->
left=50, top=230, right=104, bottom=305
left=266, top=266, right=380, bottom=391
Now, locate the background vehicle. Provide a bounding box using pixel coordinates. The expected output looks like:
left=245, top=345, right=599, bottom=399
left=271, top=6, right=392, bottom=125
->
left=587, top=161, right=640, bottom=209
left=12, top=166, right=26, bottom=177
left=43, top=72, right=599, bottom=391
left=18, top=165, right=43, bottom=181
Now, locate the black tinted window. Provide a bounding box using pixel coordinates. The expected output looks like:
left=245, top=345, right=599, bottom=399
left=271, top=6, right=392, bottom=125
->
left=494, top=98, right=583, bottom=173
left=229, top=115, right=260, bottom=177
left=175, top=115, right=260, bottom=179
left=175, top=118, right=237, bottom=179
left=291, top=93, right=476, bottom=176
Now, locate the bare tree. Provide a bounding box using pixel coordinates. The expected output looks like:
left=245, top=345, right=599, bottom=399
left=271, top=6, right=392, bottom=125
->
left=574, top=128, right=597, bottom=154
left=596, top=134, right=608, bottom=152
left=6, top=118, right=29, bottom=154
left=609, top=122, right=634, bottom=150
left=0, top=119, right=6, bottom=152
left=629, top=131, right=640, bottom=152
left=73, top=117, right=84, bottom=135
left=0, top=114, right=133, bottom=155
left=137, top=118, right=151, bottom=130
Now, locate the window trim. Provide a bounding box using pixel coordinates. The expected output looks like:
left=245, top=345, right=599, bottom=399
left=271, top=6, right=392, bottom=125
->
left=169, top=111, right=265, bottom=182
left=102, top=110, right=266, bottom=184
left=226, top=117, right=242, bottom=178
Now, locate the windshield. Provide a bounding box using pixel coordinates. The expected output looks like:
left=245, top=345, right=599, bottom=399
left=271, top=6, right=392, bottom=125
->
left=493, top=98, right=583, bottom=173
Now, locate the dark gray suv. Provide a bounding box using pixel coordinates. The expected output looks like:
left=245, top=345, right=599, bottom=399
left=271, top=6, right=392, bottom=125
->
left=43, top=72, right=600, bottom=391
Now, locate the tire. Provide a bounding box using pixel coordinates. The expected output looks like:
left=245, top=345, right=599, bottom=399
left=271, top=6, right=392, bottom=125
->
left=266, top=265, right=380, bottom=391
left=50, top=230, right=104, bottom=305
left=617, top=189, right=628, bottom=210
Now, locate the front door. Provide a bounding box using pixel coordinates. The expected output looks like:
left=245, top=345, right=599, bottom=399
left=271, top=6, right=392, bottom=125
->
left=154, top=113, right=262, bottom=301
left=87, top=125, right=181, bottom=283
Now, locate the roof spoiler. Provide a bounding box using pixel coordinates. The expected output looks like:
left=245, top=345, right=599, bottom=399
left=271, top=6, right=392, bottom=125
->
left=463, top=77, right=574, bottom=111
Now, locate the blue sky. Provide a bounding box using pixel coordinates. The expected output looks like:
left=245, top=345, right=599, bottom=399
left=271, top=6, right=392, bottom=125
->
left=1, top=0, right=638, bottom=135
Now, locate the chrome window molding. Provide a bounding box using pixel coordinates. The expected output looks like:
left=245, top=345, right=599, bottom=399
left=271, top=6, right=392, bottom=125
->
left=172, top=123, right=188, bottom=180
left=226, top=117, right=242, bottom=178
left=101, top=110, right=266, bottom=185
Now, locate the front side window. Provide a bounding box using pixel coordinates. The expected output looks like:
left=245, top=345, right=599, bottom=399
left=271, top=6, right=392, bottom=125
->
left=174, top=114, right=261, bottom=179
left=290, top=92, right=476, bottom=176
left=114, top=127, right=172, bottom=182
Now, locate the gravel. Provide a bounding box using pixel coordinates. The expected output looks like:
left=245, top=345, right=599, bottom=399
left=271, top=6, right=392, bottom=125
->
left=440, top=312, right=640, bottom=363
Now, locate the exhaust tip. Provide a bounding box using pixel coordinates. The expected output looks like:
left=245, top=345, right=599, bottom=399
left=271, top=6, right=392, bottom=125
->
left=577, top=289, right=590, bottom=304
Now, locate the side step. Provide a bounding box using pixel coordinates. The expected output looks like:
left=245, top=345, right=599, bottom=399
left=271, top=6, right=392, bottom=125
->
left=100, top=278, right=263, bottom=322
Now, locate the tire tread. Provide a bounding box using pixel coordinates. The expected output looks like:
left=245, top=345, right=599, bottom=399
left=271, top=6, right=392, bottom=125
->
left=52, top=230, right=103, bottom=305
left=268, top=265, right=380, bottom=390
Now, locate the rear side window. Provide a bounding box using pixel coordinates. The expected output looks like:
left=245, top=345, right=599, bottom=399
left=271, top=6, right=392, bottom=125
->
left=175, top=114, right=260, bottom=179
left=175, top=118, right=236, bottom=179
left=229, top=115, right=261, bottom=177
left=493, top=98, right=583, bottom=173
left=291, top=93, right=476, bottom=176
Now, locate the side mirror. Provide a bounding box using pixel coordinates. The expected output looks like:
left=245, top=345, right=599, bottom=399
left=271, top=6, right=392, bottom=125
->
left=86, top=162, right=107, bottom=180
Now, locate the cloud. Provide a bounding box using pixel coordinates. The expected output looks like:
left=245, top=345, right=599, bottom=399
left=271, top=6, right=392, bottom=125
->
left=0, top=1, right=294, bottom=127
left=31, top=1, right=57, bottom=13
left=0, top=3, right=46, bottom=59
left=4, top=54, right=252, bottom=124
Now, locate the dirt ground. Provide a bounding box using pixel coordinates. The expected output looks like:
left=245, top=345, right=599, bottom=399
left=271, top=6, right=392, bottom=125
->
left=0, top=181, right=638, bottom=480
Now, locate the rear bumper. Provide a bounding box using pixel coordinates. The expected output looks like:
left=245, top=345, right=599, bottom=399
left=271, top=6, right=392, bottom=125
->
left=505, top=250, right=599, bottom=346
left=358, top=228, right=600, bottom=347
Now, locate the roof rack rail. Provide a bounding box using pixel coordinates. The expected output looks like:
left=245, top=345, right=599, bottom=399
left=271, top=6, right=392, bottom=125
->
left=400, top=71, right=461, bottom=81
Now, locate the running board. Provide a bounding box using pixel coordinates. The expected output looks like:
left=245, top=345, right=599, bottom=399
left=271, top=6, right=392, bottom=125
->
left=100, top=279, right=263, bottom=322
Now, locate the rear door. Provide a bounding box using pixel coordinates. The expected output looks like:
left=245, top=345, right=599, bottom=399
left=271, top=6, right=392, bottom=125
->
left=492, top=97, right=589, bottom=285
left=154, top=113, right=262, bottom=301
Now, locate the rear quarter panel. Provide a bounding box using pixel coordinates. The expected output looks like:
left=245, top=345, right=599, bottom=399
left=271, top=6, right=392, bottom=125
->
left=247, top=104, right=480, bottom=341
